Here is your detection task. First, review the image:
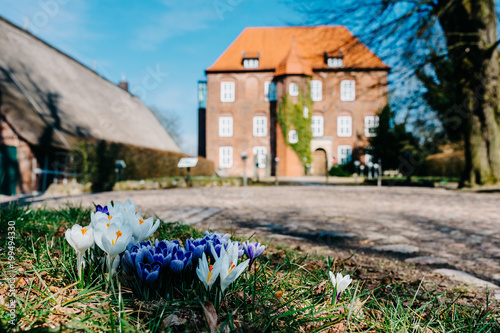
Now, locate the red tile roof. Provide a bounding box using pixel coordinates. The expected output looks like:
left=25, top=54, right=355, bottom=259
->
left=206, top=26, right=389, bottom=73
left=275, top=41, right=313, bottom=77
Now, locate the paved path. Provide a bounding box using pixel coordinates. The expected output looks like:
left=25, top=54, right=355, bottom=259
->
left=10, top=185, right=500, bottom=287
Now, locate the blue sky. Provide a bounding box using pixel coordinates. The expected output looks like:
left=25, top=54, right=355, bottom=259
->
left=0, top=0, right=304, bottom=154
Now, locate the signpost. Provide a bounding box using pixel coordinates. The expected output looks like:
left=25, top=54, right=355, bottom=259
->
left=354, top=160, right=361, bottom=184
left=240, top=152, right=248, bottom=187
left=177, top=157, right=199, bottom=185
left=115, top=160, right=127, bottom=183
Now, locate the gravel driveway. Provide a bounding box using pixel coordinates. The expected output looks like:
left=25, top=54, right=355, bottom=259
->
left=8, top=185, right=500, bottom=288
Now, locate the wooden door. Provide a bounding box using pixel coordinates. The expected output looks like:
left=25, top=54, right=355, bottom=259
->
left=312, top=149, right=327, bottom=176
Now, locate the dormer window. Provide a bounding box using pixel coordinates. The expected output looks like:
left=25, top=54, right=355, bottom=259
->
left=327, top=57, right=343, bottom=68
left=242, top=51, right=260, bottom=69
left=324, top=50, right=344, bottom=68
left=243, top=58, right=259, bottom=69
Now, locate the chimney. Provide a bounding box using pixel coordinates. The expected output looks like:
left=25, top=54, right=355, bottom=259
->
left=118, top=75, right=128, bottom=92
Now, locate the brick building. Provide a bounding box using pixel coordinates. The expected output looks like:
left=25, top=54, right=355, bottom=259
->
left=0, top=17, right=180, bottom=195
left=198, top=26, right=389, bottom=177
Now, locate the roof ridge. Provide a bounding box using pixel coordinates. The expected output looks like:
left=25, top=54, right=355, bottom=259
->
left=0, top=15, right=134, bottom=98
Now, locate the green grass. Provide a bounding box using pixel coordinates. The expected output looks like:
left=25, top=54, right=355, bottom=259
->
left=1, top=205, right=499, bottom=332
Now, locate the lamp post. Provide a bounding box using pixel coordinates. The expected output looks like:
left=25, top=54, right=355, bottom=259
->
left=274, top=157, right=280, bottom=186
left=354, top=160, right=360, bottom=184
left=377, top=158, right=382, bottom=187
left=241, top=152, right=248, bottom=187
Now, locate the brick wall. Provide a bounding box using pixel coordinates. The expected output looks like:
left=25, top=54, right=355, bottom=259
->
left=206, top=72, right=275, bottom=177
left=205, top=70, right=388, bottom=177
left=0, top=118, right=36, bottom=193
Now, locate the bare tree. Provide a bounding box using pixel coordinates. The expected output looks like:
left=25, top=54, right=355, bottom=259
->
left=149, top=106, right=182, bottom=147
left=293, top=0, right=500, bottom=186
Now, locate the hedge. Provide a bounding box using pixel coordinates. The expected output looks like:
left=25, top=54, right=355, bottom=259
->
left=70, top=140, right=214, bottom=192
left=423, top=150, right=464, bottom=178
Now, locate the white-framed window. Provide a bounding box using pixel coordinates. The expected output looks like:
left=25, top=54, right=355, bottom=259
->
left=220, top=82, right=235, bottom=102
left=219, top=146, right=233, bottom=168
left=289, top=83, right=299, bottom=96
left=310, top=80, right=322, bottom=102
left=289, top=130, right=298, bottom=144
left=327, top=57, right=343, bottom=68
left=303, top=106, right=309, bottom=118
left=338, top=145, right=352, bottom=165
left=337, top=116, right=352, bottom=137
left=264, top=81, right=277, bottom=102
left=253, top=116, right=267, bottom=137
left=364, top=116, right=379, bottom=137
left=253, top=146, right=267, bottom=168
left=243, top=58, right=259, bottom=69
left=340, top=80, right=355, bottom=101
left=219, top=116, right=233, bottom=137
left=311, top=115, right=324, bottom=137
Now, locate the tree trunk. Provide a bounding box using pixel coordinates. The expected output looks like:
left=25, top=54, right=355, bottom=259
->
left=437, top=0, right=500, bottom=186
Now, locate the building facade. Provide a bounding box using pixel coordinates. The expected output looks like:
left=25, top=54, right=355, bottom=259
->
left=199, top=26, right=389, bottom=177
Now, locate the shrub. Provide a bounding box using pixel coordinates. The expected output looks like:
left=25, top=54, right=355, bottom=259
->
left=328, top=162, right=353, bottom=177
left=70, top=140, right=214, bottom=192
left=423, top=150, right=464, bottom=178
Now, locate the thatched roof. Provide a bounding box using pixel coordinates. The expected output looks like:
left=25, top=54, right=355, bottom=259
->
left=0, top=16, right=180, bottom=152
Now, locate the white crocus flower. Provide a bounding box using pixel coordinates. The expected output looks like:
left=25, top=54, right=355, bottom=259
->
left=196, top=252, right=222, bottom=291
left=107, top=199, right=136, bottom=217
left=92, top=213, right=125, bottom=250
left=90, top=211, right=108, bottom=227
left=329, top=271, right=353, bottom=304
left=219, top=243, right=249, bottom=293
left=65, top=224, right=94, bottom=279
left=128, top=213, right=160, bottom=241
left=98, top=223, right=132, bottom=277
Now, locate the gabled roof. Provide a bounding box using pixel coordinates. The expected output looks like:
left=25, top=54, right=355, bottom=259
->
left=0, top=16, right=180, bottom=152
left=207, top=26, right=389, bottom=73
left=275, top=42, right=313, bottom=77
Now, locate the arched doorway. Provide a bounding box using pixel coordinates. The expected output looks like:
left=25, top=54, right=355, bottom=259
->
left=312, top=148, right=327, bottom=176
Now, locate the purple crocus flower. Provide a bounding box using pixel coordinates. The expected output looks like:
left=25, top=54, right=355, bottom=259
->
left=242, top=241, right=266, bottom=269
left=204, top=231, right=230, bottom=245
left=127, top=243, right=139, bottom=253
left=138, top=240, right=153, bottom=249
left=121, top=249, right=138, bottom=274
left=154, top=246, right=173, bottom=269
left=209, top=243, right=225, bottom=261
left=186, top=238, right=207, bottom=262
left=156, top=240, right=180, bottom=252
left=137, top=261, right=161, bottom=283
left=96, top=204, right=109, bottom=215
left=170, top=249, right=192, bottom=273
left=135, top=247, right=155, bottom=266
left=235, top=241, right=244, bottom=258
